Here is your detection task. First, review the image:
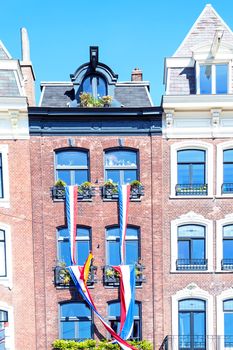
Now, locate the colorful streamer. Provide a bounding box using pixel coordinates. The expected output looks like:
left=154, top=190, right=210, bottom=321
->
left=65, top=185, right=78, bottom=265
left=118, top=185, right=130, bottom=265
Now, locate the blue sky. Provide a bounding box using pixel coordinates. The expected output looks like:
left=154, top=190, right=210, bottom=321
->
left=1, top=0, right=233, bottom=105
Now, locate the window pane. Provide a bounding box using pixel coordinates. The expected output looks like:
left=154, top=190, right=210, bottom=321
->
left=178, top=150, right=205, bottom=163
left=223, top=225, right=233, bottom=238
left=0, top=154, right=3, bottom=199
left=223, top=240, right=233, bottom=259
left=178, top=164, right=190, bottom=184
left=57, top=151, right=87, bottom=167
left=107, top=227, right=119, bottom=239
left=74, top=170, right=88, bottom=185
left=178, top=225, right=205, bottom=238
left=61, top=303, right=91, bottom=318
left=178, top=241, right=190, bottom=259
left=126, top=241, right=138, bottom=264
left=109, top=302, right=139, bottom=317
left=108, top=241, right=120, bottom=265
left=77, top=227, right=90, bottom=238
left=224, top=300, right=233, bottom=311
left=223, top=164, right=233, bottom=183
left=105, top=151, right=137, bottom=167
left=224, top=313, right=233, bottom=341
left=77, top=241, right=90, bottom=265
left=193, top=312, right=205, bottom=336
left=216, top=64, right=228, bottom=94
left=224, top=150, right=233, bottom=162
left=58, top=228, right=69, bottom=238
left=0, top=238, right=6, bottom=277
left=123, top=170, right=137, bottom=184
left=57, top=170, right=72, bottom=185
left=79, top=321, right=92, bottom=339
left=61, top=321, right=75, bottom=339
left=200, top=65, right=212, bottom=94
left=192, top=239, right=205, bottom=259
left=106, top=170, right=121, bottom=184
left=96, top=76, right=107, bottom=97
left=0, top=311, right=7, bottom=323
left=82, top=77, right=93, bottom=94
left=58, top=240, right=71, bottom=266
left=126, top=227, right=139, bottom=238
left=179, top=299, right=205, bottom=311
left=192, top=164, right=205, bottom=184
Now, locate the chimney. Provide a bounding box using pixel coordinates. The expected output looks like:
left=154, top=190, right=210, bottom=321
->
left=131, top=68, right=143, bottom=82
left=20, top=28, right=36, bottom=106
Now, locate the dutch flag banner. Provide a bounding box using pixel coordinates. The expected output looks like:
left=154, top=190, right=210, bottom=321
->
left=65, top=185, right=78, bottom=265
left=118, top=184, right=130, bottom=265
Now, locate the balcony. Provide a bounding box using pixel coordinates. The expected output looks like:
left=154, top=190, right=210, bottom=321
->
left=103, top=264, right=145, bottom=286
left=54, top=265, right=97, bottom=287
left=176, top=184, right=208, bottom=196
left=176, top=259, right=208, bottom=271
left=159, top=335, right=233, bottom=350
left=102, top=185, right=144, bottom=200
left=51, top=186, right=95, bottom=201
left=222, top=183, right=233, bottom=194
left=221, top=259, right=233, bottom=270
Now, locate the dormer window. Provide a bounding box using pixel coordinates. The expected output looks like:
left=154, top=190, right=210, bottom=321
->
left=82, top=75, right=107, bottom=98
left=199, top=63, right=228, bottom=94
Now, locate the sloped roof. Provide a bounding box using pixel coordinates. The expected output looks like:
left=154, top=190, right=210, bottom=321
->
left=40, top=83, right=153, bottom=108
left=174, top=4, right=233, bottom=57
left=0, top=40, right=11, bottom=59
left=0, top=70, right=20, bottom=96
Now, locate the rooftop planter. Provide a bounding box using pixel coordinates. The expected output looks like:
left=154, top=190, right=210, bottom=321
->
left=103, top=263, right=145, bottom=287
left=102, top=180, right=144, bottom=200
left=80, top=92, right=113, bottom=107
left=54, top=263, right=97, bottom=287
left=51, top=180, right=95, bottom=201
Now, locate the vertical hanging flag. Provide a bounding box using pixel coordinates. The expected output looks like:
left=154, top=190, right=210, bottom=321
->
left=113, top=265, right=136, bottom=340
left=118, top=185, right=130, bottom=265
left=68, top=262, right=137, bottom=350
left=65, top=186, right=78, bottom=265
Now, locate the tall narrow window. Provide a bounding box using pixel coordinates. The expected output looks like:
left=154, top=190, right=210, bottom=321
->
left=0, top=310, right=7, bottom=350
left=108, top=301, right=141, bottom=340
left=106, top=226, right=139, bottom=266
left=82, top=75, right=107, bottom=98
left=177, top=225, right=207, bottom=270
left=223, top=300, right=233, bottom=348
left=200, top=65, right=212, bottom=94
left=55, top=149, right=89, bottom=185
left=105, top=150, right=138, bottom=185
left=176, top=149, right=207, bottom=195
left=0, top=230, right=6, bottom=277
left=60, top=302, right=92, bottom=340
left=57, top=226, right=91, bottom=266
left=222, top=149, right=233, bottom=194
left=179, top=299, right=206, bottom=350
left=222, top=225, right=233, bottom=270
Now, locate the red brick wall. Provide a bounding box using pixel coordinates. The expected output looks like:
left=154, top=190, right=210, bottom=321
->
left=30, top=134, right=163, bottom=349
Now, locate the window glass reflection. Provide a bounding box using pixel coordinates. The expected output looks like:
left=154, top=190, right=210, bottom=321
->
left=216, top=64, right=228, bottom=94
left=200, top=65, right=212, bottom=94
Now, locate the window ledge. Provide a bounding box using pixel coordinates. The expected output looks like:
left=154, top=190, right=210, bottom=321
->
left=0, top=277, right=12, bottom=289
left=170, top=270, right=213, bottom=274
left=0, top=198, right=10, bottom=208
left=169, top=195, right=213, bottom=199
left=215, top=195, right=233, bottom=199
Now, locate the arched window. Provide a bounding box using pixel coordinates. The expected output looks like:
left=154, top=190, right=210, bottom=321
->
left=108, top=301, right=141, bottom=340
left=222, top=225, right=233, bottom=270
left=57, top=226, right=91, bottom=266
left=82, top=75, right=107, bottom=98
left=59, top=302, right=92, bottom=340
left=106, top=226, right=139, bottom=265
left=177, top=225, right=207, bottom=270
left=0, top=229, right=6, bottom=277
left=177, top=149, right=207, bottom=195
left=55, top=149, right=89, bottom=185
left=105, top=149, right=138, bottom=185
left=222, top=149, right=233, bottom=193
left=179, top=299, right=206, bottom=349
left=223, top=300, right=233, bottom=347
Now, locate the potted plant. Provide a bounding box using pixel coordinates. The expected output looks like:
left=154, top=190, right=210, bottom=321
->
left=57, top=262, right=71, bottom=285
left=54, top=179, right=66, bottom=187
left=103, top=180, right=118, bottom=198
left=78, top=181, right=93, bottom=199
left=52, top=179, right=66, bottom=200
left=101, top=95, right=113, bottom=107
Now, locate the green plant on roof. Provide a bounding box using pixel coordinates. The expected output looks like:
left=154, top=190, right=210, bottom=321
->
left=79, top=92, right=112, bottom=108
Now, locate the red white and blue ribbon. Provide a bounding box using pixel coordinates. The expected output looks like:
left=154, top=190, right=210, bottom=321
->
left=68, top=265, right=137, bottom=350
left=65, top=186, right=78, bottom=265
left=113, top=265, right=136, bottom=340
left=118, top=185, right=130, bottom=265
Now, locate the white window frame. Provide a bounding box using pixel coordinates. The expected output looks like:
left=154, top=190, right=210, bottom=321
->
left=216, top=141, right=233, bottom=197
left=172, top=284, right=213, bottom=349
left=196, top=61, right=231, bottom=94
left=216, top=289, right=233, bottom=350
left=0, top=145, right=10, bottom=208
left=0, top=302, right=14, bottom=350
left=216, top=214, right=233, bottom=272
left=0, top=223, right=12, bottom=288
left=171, top=212, right=213, bottom=273
left=170, top=141, right=213, bottom=198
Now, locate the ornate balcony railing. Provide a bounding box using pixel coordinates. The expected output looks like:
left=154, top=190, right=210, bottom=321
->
left=176, top=259, right=208, bottom=271
left=159, top=335, right=233, bottom=350
left=103, top=263, right=145, bottom=286
left=222, top=183, right=233, bottom=194
left=102, top=185, right=144, bottom=200
left=176, top=184, right=208, bottom=196
left=54, top=265, right=97, bottom=287
left=51, top=186, right=95, bottom=201
left=221, top=259, right=233, bottom=270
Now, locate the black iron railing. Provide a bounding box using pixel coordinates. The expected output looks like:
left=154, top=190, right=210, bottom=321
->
left=221, top=259, right=233, bottom=270
left=103, top=263, right=145, bottom=286
left=176, top=259, right=208, bottom=271
left=222, top=183, right=233, bottom=194
left=102, top=185, right=144, bottom=200
left=159, top=335, right=233, bottom=350
left=51, top=186, right=95, bottom=200
left=54, top=265, right=97, bottom=287
left=176, top=184, right=208, bottom=196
